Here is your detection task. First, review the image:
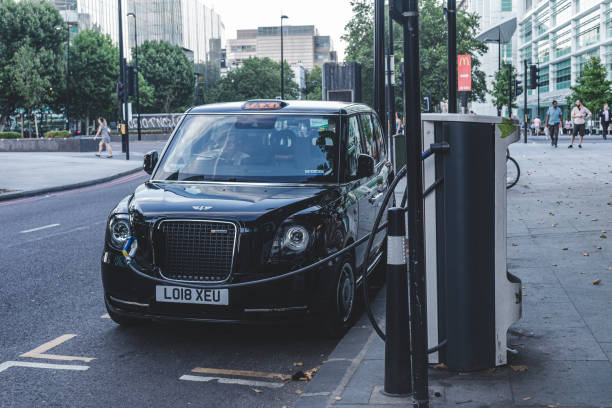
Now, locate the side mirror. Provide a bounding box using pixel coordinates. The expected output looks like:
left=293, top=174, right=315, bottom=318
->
left=356, top=154, right=375, bottom=178
left=143, top=150, right=158, bottom=175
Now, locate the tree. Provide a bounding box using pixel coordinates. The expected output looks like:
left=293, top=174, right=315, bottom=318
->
left=69, top=30, right=119, bottom=132
left=138, top=40, right=194, bottom=113
left=566, top=57, right=612, bottom=116
left=491, top=64, right=518, bottom=116
left=304, top=65, right=322, bottom=100
left=208, top=57, right=299, bottom=103
left=0, top=0, right=65, bottom=131
left=341, top=0, right=488, bottom=110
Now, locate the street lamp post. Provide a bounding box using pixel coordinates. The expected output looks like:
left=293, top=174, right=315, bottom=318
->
left=56, top=24, right=71, bottom=133
left=280, top=15, right=288, bottom=99
left=127, top=12, right=141, bottom=141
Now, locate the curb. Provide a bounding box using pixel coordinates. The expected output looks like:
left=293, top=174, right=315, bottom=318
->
left=293, top=290, right=386, bottom=408
left=0, top=167, right=143, bottom=202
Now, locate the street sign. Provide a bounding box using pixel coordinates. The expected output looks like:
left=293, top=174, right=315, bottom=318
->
left=458, top=55, right=472, bottom=91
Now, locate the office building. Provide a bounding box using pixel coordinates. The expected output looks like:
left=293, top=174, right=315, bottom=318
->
left=226, top=25, right=337, bottom=72
left=517, top=0, right=612, bottom=120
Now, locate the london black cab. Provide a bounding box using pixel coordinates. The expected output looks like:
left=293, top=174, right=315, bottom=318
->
left=102, top=100, right=392, bottom=335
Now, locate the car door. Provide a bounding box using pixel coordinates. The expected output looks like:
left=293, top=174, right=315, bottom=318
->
left=357, top=113, right=390, bottom=275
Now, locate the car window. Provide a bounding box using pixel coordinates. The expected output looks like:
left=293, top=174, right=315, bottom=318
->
left=359, top=114, right=379, bottom=163
left=371, top=114, right=387, bottom=162
left=153, top=114, right=338, bottom=183
left=344, top=115, right=361, bottom=179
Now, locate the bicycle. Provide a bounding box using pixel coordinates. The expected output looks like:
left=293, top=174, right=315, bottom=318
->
left=506, top=148, right=520, bottom=189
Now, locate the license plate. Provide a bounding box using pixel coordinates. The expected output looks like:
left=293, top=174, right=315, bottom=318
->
left=155, top=285, right=228, bottom=305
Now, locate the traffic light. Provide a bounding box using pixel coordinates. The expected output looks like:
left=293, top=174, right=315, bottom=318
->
left=513, top=79, right=522, bottom=97
left=529, top=64, right=539, bottom=89
left=116, top=79, right=125, bottom=100
left=127, top=65, right=138, bottom=97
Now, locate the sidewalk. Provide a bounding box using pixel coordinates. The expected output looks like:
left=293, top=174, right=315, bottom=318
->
left=295, top=142, right=612, bottom=407
left=0, top=140, right=167, bottom=199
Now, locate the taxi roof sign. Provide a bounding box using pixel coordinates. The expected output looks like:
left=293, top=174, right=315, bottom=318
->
left=242, top=100, right=288, bottom=110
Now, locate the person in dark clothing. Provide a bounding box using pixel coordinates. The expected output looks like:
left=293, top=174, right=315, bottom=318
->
left=599, top=103, right=610, bottom=140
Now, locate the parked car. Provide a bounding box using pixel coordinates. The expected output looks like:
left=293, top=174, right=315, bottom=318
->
left=101, top=100, right=392, bottom=335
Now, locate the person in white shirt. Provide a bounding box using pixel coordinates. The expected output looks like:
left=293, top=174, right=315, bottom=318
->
left=569, top=99, right=591, bottom=148
left=599, top=103, right=610, bottom=140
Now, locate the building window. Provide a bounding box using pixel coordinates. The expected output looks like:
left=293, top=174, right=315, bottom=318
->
left=553, top=27, right=571, bottom=58
left=501, top=0, right=512, bottom=12
left=539, top=66, right=549, bottom=93
left=555, top=59, right=571, bottom=89
left=607, top=45, right=612, bottom=80
left=578, top=0, right=600, bottom=13
left=537, top=36, right=549, bottom=63
left=577, top=10, right=600, bottom=48
left=230, top=45, right=256, bottom=53
left=535, top=7, right=551, bottom=36
left=552, top=0, right=572, bottom=26
left=520, top=18, right=532, bottom=43
left=525, top=0, right=532, bottom=11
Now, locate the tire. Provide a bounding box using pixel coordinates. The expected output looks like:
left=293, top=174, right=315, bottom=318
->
left=506, top=156, right=520, bottom=189
left=322, top=255, right=357, bottom=338
left=105, top=302, right=143, bottom=326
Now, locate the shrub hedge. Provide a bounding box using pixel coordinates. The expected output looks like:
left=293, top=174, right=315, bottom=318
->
left=45, top=130, right=70, bottom=138
left=0, top=132, right=21, bottom=139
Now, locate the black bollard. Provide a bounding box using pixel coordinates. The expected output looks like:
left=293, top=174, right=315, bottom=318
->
left=384, top=207, right=412, bottom=396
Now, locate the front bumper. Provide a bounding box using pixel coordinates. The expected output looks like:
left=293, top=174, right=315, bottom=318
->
left=101, top=250, right=328, bottom=323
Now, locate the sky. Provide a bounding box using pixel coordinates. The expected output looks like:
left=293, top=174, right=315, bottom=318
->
left=208, top=0, right=354, bottom=62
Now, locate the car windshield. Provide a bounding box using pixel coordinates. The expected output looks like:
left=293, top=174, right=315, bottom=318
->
left=154, top=114, right=338, bottom=183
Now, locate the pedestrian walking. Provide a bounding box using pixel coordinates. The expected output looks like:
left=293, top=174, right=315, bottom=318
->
left=533, top=116, right=541, bottom=135
left=569, top=99, right=591, bottom=148
left=544, top=100, right=563, bottom=147
left=395, top=112, right=404, bottom=134
left=599, top=103, right=610, bottom=140
left=94, top=117, right=113, bottom=158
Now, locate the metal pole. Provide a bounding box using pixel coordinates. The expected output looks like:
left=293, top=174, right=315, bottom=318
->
left=508, top=64, right=512, bottom=118
left=524, top=59, right=528, bottom=143
left=497, top=38, right=501, bottom=117
left=403, top=0, right=429, bottom=405
left=374, top=0, right=386, bottom=124
left=118, top=0, right=129, bottom=160
left=66, top=25, right=70, bottom=132
left=280, top=16, right=285, bottom=99
left=536, top=60, right=540, bottom=120
left=384, top=207, right=411, bottom=396
left=447, top=0, right=457, bottom=113
left=386, top=6, right=396, bottom=168
left=131, top=13, right=141, bottom=142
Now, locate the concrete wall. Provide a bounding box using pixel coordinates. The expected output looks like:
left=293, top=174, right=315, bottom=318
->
left=0, top=138, right=98, bottom=152
left=110, top=133, right=171, bottom=142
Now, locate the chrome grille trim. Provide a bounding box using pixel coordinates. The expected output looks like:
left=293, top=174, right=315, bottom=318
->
left=154, top=219, right=239, bottom=283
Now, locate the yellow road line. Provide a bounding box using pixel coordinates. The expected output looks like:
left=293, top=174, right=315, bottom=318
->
left=191, top=367, right=291, bottom=381
left=20, top=334, right=95, bottom=363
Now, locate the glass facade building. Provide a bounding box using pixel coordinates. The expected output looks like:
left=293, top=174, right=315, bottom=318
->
left=518, top=0, right=612, bottom=120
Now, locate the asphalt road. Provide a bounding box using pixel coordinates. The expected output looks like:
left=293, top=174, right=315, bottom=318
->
left=0, top=173, right=340, bottom=408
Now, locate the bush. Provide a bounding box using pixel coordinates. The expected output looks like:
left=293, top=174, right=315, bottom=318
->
left=0, top=132, right=21, bottom=139
left=45, top=130, right=70, bottom=138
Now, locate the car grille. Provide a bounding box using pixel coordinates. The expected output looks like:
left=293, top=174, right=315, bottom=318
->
left=155, top=220, right=237, bottom=282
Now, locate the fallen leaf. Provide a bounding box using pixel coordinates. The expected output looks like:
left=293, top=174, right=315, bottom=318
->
left=510, top=365, right=528, bottom=372
left=433, top=363, right=447, bottom=370
left=552, top=264, right=559, bottom=267
left=548, top=405, right=558, bottom=408
left=549, top=212, right=555, bottom=216
left=552, top=222, right=558, bottom=227
left=293, top=362, right=303, bottom=367
left=252, top=389, right=262, bottom=393
left=335, top=396, right=342, bottom=401
left=512, top=243, right=518, bottom=247
left=596, top=246, right=602, bottom=250
left=584, top=252, right=590, bottom=257
left=607, top=267, right=612, bottom=271
left=601, top=235, right=608, bottom=239
left=592, top=219, right=599, bottom=222
left=295, top=390, right=302, bottom=395
left=562, top=247, right=568, bottom=251
left=593, top=279, right=601, bottom=285
left=522, top=396, right=532, bottom=401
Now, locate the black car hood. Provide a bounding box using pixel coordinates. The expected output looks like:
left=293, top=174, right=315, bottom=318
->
left=128, top=182, right=337, bottom=222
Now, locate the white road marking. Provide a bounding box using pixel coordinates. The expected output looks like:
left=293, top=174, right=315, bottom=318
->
left=20, top=334, right=95, bottom=362
left=0, top=361, right=89, bottom=373
left=20, top=223, right=60, bottom=234
left=179, top=375, right=285, bottom=389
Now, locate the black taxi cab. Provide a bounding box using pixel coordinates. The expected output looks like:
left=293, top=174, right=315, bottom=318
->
left=101, top=100, right=392, bottom=335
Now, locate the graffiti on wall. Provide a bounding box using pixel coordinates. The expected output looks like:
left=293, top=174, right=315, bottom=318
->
left=128, top=114, right=184, bottom=130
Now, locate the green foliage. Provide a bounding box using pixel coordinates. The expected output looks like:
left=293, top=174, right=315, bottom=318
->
left=566, top=57, right=612, bottom=115
left=44, top=130, right=70, bottom=138
left=208, top=58, right=299, bottom=103
left=305, top=65, right=323, bottom=100
left=132, top=72, right=155, bottom=111
left=69, top=30, right=119, bottom=123
left=342, top=0, right=488, bottom=110
left=0, top=0, right=65, bottom=125
left=0, top=132, right=21, bottom=139
left=491, top=64, right=518, bottom=115
left=138, top=40, right=194, bottom=112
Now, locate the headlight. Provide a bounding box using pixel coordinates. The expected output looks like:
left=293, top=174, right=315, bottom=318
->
left=109, top=215, right=131, bottom=249
left=283, top=225, right=310, bottom=252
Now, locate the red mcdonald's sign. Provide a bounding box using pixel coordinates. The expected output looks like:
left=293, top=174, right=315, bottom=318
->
left=458, top=54, right=472, bottom=91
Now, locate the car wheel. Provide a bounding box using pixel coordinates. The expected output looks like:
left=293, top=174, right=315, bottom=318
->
left=323, top=255, right=357, bottom=338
